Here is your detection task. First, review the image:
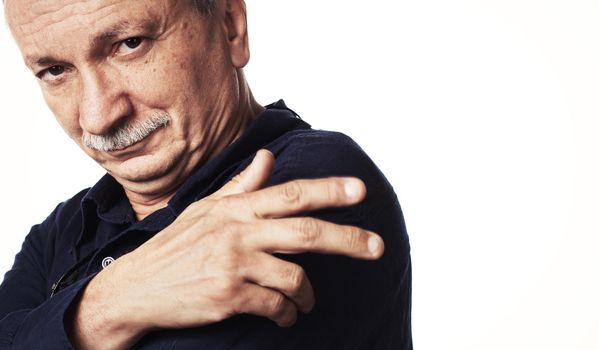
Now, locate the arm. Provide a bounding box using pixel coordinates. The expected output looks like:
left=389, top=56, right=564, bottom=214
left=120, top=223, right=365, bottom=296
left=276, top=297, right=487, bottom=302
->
left=253, top=132, right=412, bottom=349
left=144, top=133, right=413, bottom=349
left=0, top=218, right=95, bottom=349
left=66, top=150, right=385, bottom=349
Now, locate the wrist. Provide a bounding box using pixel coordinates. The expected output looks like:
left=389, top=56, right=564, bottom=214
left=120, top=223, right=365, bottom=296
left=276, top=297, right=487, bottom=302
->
left=66, top=258, right=149, bottom=349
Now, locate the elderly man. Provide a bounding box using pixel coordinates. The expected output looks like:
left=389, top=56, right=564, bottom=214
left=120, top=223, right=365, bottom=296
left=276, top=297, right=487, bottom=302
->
left=0, top=0, right=412, bottom=349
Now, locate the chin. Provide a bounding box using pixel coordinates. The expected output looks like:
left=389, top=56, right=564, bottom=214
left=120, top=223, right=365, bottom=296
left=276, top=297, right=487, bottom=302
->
left=108, top=152, right=183, bottom=186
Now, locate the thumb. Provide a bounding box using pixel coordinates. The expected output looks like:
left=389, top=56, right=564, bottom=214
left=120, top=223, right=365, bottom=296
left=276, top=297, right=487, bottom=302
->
left=212, top=149, right=275, bottom=198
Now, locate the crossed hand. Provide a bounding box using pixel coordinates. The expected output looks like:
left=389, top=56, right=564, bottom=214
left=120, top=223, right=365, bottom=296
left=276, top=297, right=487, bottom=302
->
left=68, top=150, right=384, bottom=349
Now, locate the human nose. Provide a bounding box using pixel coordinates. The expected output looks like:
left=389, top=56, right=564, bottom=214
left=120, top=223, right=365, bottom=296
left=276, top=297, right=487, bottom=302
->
left=78, top=67, right=132, bottom=136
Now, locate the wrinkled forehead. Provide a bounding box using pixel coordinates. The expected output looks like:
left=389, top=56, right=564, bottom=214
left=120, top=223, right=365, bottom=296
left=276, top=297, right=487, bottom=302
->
left=6, top=0, right=140, bottom=39
left=5, top=0, right=194, bottom=46
left=7, top=0, right=97, bottom=34
left=4, top=0, right=192, bottom=67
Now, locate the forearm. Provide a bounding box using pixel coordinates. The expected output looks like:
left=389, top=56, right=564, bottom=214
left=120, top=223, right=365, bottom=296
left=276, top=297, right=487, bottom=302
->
left=0, top=277, right=96, bottom=349
left=65, top=259, right=149, bottom=349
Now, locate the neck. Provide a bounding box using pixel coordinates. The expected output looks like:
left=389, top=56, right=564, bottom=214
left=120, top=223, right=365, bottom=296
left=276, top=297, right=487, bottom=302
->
left=128, top=72, right=264, bottom=221
left=128, top=189, right=178, bottom=221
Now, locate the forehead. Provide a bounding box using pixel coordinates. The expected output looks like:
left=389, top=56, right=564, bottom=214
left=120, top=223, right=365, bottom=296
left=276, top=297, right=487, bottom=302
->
left=5, top=0, right=187, bottom=61
left=6, top=0, right=146, bottom=34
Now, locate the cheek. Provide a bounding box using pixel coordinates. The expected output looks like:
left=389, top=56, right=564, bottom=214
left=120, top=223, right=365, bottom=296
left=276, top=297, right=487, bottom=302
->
left=128, top=64, right=216, bottom=127
left=42, top=88, right=82, bottom=140
left=121, top=54, right=191, bottom=110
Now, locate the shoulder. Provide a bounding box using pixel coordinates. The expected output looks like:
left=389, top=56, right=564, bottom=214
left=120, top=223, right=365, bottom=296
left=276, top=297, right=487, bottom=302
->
left=265, top=126, right=409, bottom=264
left=27, top=187, right=90, bottom=260
left=262, top=128, right=411, bottom=345
left=3, top=188, right=90, bottom=294
left=44, top=188, right=90, bottom=234
left=268, top=129, right=369, bottom=170
left=266, top=128, right=398, bottom=208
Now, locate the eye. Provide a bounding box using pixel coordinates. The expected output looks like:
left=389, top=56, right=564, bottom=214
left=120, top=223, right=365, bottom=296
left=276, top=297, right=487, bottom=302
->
left=37, top=65, right=67, bottom=83
left=115, top=37, right=146, bottom=55
left=123, top=37, right=142, bottom=49
left=47, top=65, right=65, bottom=76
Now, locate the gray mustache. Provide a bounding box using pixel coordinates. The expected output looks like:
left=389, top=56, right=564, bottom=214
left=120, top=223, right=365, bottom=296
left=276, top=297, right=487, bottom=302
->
left=82, top=113, right=171, bottom=152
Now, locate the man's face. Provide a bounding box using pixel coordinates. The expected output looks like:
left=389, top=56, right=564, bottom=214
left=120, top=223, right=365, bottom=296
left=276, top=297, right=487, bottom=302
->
left=5, top=0, right=249, bottom=196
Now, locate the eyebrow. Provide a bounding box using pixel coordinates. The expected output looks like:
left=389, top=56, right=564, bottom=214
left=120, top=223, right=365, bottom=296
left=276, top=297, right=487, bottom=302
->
left=25, top=56, right=57, bottom=67
left=91, top=19, right=159, bottom=47
left=25, top=19, right=160, bottom=68
left=92, top=20, right=134, bottom=46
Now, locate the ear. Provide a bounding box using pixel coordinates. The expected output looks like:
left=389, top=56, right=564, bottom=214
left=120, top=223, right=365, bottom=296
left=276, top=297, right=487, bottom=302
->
left=223, top=0, right=250, bottom=68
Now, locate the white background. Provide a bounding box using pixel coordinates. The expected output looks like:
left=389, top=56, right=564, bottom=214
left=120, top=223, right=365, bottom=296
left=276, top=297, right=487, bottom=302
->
left=1, top=1, right=598, bottom=349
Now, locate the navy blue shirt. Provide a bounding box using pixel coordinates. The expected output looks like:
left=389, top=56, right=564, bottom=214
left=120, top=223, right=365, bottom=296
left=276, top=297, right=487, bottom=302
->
left=0, top=101, right=412, bottom=349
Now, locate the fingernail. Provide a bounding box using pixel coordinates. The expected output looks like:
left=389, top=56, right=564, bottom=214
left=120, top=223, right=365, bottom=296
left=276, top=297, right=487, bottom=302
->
left=344, top=180, right=360, bottom=200
left=252, top=150, right=262, bottom=163
left=368, top=235, right=381, bottom=256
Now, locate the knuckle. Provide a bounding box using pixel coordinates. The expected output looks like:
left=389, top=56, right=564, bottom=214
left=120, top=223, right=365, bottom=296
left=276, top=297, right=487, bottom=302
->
left=285, top=265, right=306, bottom=292
left=280, top=181, right=304, bottom=207
left=220, top=220, right=250, bottom=246
left=327, top=179, right=346, bottom=202
left=296, top=218, right=321, bottom=244
left=218, top=195, right=257, bottom=219
left=220, top=251, right=242, bottom=271
left=278, top=308, right=297, bottom=327
left=216, top=196, right=238, bottom=213
left=345, top=226, right=365, bottom=251
left=221, top=221, right=243, bottom=240
left=178, top=199, right=209, bottom=219
left=215, top=278, right=241, bottom=301
left=267, top=293, right=288, bottom=316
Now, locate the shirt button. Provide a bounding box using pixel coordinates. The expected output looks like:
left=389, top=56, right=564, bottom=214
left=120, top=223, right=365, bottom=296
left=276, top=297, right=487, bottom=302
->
left=101, top=257, right=115, bottom=269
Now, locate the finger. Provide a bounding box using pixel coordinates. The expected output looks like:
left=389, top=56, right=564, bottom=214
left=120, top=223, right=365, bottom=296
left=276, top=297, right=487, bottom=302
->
left=212, top=149, right=275, bottom=198
left=242, top=177, right=366, bottom=219
left=245, top=218, right=384, bottom=259
left=244, top=253, right=315, bottom=313
left=237, top=283, right=298, bottom=327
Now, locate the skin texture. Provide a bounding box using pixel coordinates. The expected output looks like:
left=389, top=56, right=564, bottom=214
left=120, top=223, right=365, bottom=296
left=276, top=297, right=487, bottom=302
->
left=5, top=0, right=386, bottom=349
left=6, top=0, right=261, bottom=219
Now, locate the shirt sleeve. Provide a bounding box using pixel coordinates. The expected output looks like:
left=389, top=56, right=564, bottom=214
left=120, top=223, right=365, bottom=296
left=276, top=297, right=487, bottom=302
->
left=0, top=223, right=90, bottom=349
left=259, top=131, right=413, bottom=349
left=127, top=130, right=413, bottom=349
left=136, top=132, right=413, bottom=349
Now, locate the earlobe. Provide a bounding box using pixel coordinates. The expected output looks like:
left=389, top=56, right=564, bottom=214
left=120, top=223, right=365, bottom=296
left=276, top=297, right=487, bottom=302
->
left=224, top=0, right=250, bottom=68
